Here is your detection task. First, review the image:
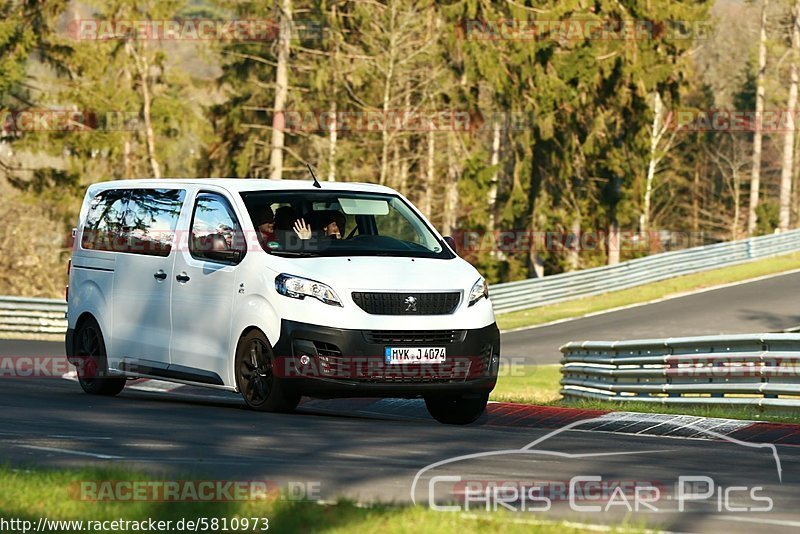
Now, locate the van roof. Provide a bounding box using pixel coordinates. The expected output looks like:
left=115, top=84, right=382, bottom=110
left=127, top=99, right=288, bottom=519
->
left=88, top=178, right=397, bottom=195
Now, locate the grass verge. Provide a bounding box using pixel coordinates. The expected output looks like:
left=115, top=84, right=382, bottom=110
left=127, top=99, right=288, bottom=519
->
left=490, top=364, right=563, bottom=405
left=0, top=465, right=619, bottom=534
left=496, top=251, right=800, bottom=331
left=489, top=364, right=800, bottom=425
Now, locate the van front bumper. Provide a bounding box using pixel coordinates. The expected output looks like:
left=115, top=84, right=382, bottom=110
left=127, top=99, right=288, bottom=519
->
left=272, top=319, right=500, bottom=399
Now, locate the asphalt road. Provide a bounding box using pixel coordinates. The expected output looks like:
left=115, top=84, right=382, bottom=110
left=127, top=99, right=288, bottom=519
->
left=502, top=270, right=800, bottom=364
left=0, top=376, right=798, bottom=532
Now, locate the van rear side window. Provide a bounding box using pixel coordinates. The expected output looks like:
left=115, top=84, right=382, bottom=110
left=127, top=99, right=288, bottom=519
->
left=81, top=189, right=185, bottom=256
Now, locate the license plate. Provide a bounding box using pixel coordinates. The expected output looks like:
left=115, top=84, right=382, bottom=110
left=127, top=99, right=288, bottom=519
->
left=385, top=347, right=446, bottom=364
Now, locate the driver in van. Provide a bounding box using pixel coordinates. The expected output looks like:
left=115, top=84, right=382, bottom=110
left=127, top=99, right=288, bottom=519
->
left=320, top=210, right=346, bottom=239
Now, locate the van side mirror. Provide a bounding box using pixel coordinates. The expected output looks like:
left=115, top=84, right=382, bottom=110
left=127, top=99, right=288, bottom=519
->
left=204, top=249, right=243, bottom=264
left=193, top=233, right=244, bottom=264
left=443, top=236, right=457, bottom=254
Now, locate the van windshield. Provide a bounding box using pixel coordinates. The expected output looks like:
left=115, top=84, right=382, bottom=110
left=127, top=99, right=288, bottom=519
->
left=240, top=190, right=454, bottom=259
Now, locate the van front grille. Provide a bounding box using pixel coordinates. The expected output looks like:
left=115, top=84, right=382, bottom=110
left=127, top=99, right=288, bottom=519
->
left=312, top=355, right=470, bottom=383
left=351, top=292, right=461, bottom=315
left=307, top=344, right=492, bottom=383
left=364, top=330, right=465, bottom=344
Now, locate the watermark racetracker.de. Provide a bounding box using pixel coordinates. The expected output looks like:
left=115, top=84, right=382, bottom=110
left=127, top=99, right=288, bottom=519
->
left=71, top=479, right=321, bottom=502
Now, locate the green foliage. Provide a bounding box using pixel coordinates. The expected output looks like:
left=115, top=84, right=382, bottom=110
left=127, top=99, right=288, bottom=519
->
left=0, top=0, right=70, bottom=105
left=756, top=200, right=780, bottom=235
left=4, top=0, right=215, bottom=220
left=0, top=188, right=67, bottom=297
left=455, top=151, right=504, bottom=282
left=3, top=0, right=766, bottom=296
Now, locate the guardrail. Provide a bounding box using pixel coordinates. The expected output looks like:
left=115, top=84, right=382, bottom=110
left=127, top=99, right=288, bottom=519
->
left=560, top=334, right=800, bottom=408
left=489, top=229, right=800, bottom=314
left=2, top=229, right=800, bottom=335
left=0, top=296, right=67, bottom=335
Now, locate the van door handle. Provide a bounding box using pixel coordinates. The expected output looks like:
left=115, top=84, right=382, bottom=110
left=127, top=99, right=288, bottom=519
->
left=176, top=273, right=190, bottom=283
left=153, top=270, right=167, bottom=281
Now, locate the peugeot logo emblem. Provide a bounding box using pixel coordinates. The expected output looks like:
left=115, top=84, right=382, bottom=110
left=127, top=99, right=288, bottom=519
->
left=404, top=296, right=418, bottom=313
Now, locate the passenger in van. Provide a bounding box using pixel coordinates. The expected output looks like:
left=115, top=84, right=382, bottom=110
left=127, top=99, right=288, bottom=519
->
left=274, top=206, right=300, bottom=232
left=252, top=206, right=275, bottom=244
left=272, top=205, right=310, bottom=247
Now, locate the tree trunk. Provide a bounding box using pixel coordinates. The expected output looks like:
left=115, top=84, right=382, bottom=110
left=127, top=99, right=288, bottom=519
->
left=327, top=99, right=337, bottom=181
left=378, top=3, right=397, bottom=186
left=748, top=0, right=768, bottom=234
left=732, top=167, right=741, bottom=239
left=528, top=206, right=544, bottom=278
left=607, top=219, right=620, bottom=266
left=121, top=63, right=134, bottom=180
left=421, top=128, right=435, bottom=218
left=128, top=42, right=161, bottom=179
left=692, top=161, right=700, bottom=234
left=566, top=218, right=580, bottom=271
left=326, top=4, right=338, bottom=182
left=641, top=91, right=663, bottom=233
left=386, top=141, right=396, bottom=189
left=269, top=0, right=292, bottom=180
left=398, top=81, right=411, bottom=194
left=487, top=117, right=501, bottom=230
left=529, top=252, right=545, bottom=278
left=794, top=131, right=800, bottom=222
left=398, top=145, right=409, bottom=194
left=418, top=6, right=437, bottom=205
left=140, top=63, right=160, bottom=179
left=442, top=133, right=459, bottom=236
left=123, top=137, right=132, bottom=179
left=780, top=0, right=800, bottom=231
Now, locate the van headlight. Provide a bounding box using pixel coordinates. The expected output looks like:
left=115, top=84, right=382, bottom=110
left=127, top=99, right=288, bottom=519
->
left=275, top=274, right=342, bottom=307
left=468, top=277, right=489, bottom=306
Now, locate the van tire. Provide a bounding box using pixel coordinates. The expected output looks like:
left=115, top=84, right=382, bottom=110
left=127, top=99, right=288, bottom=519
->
left=74, top=318, right=126, bottom=396
left=236, top=330, right=300, bottom=413
left=424, top=393, right=489, bottom=425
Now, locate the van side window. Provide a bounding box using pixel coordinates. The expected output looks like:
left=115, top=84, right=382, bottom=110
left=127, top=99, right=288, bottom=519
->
left=81, top=190, right=130, bottom=252
left=127, top=189, right=186, bottom=257
left=190, top=193, right=245, bottom=264
left=81, top=189, right=185, bottom=256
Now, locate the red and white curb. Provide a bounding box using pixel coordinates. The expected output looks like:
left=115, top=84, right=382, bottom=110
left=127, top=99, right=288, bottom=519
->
left=299, top=398, right=800, bottom=446
left=60, top=372, right=800, bottom=445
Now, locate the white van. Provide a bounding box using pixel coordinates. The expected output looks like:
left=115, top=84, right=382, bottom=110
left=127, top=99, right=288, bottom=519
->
left=65, top=179, right=500, bottom=424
